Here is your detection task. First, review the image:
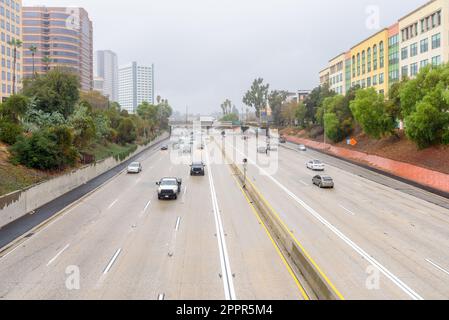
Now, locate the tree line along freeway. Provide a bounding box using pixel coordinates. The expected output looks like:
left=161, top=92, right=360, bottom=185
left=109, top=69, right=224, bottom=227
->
left=1, top=130, right=449, bottom=300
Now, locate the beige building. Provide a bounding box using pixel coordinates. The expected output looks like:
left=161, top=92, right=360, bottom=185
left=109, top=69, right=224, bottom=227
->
left=0, top=0, right=22, bottom=101
left=22, top=7, right=93, bottom=91
left=319, top=67, right=330, bottom=86
left=328, top=53, right=346, bottom=94
left=398, top=0, right=449, bottom=78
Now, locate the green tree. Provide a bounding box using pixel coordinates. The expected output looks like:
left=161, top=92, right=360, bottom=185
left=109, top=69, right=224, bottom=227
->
left=68, top=105, right=96, bottom=149
left=220, top=113, right=239, bottom=122
left=268, top=90, right=288, bottom=126
left=405, top=101, right=448, bottom=149
left=22, top=68, right=80, bottom=118
left=295, top=102, right=307, bottom=128
left=8, top=39, right=22, bottom=94
left=117, top=117, right=137, bottom=144
left=11, top=127, right=77, bottom=170
left=303, top=83, right=335, bottom=125
left=0, top=94, right=30, bottom=124
left=350, top=88, right=395, bottom=139
left=29, top=45, right=38, bottom=76
left=243, top=78, right=270, bottom=119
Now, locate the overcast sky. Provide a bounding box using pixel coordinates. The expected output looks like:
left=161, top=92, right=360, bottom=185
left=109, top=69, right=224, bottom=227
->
left=23, top=0, right=425, bottom=114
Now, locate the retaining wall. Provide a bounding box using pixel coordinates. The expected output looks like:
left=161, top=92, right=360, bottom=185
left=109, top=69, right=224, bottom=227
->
left=0, top=135, right=167, bottom=228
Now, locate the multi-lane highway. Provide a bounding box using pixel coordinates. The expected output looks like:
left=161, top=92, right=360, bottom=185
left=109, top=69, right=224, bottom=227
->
left=222, top=132, right=449, bottom=300
left=0, top=136, right=304, bottom=300
left=1, top=129, right=449, bottom=300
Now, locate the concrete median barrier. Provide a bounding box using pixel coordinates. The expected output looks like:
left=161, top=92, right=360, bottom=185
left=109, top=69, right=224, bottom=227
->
left=0, top=134, right=168, bottom=229
left=215, top=138, right=342, bottom=300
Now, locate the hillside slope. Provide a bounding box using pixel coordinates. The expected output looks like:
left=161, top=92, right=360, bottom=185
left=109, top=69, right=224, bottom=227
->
left=0, top=143, right=51, bottom=196
left=281, top=128, right=449, bottom=175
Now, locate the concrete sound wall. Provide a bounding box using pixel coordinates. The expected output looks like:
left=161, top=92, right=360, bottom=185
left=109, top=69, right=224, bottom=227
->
left=0, top=135, right=167, bottom=229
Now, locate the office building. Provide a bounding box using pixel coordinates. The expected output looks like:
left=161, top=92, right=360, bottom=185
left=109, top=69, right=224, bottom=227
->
left=319, top=0, right=449, bottom=96
left=398, top=0, right=448, bottom=78
left=94, top=50, right=118, bottom=101
left=0, top=0, right=22, bottom=101
left=118, top=61, right=154, bottom=114
left=22, top=6, right=93, bottom=91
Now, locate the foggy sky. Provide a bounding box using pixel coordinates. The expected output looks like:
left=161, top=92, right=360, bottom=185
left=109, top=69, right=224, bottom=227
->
left=23, top=0, right=425, bottom=114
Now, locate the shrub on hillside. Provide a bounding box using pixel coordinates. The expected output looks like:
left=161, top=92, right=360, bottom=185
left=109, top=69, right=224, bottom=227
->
left=11, top=127, right=78, bottom=170
left=0, top=120, right=22, bottom=145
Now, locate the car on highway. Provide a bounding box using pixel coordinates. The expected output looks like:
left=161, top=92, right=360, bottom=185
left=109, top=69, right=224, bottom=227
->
left=161, top=144, right=169, bottom=151
left=298, top=144, right=307, bottom=151
left=127, top=162, right=142, bottom=174
left=307, top=160, right=325, bottom=171
left=312, top=175, right=334, bottom=189
left=190, top=162, right=206, bottom=176
left=157, top=177, right=182, bottom=200
left=279, top=136, right=286, bottom=143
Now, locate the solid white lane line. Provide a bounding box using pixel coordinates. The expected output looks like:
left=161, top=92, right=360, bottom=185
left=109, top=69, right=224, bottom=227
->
left=339, top=204, right=356, bottom=216
left=231, top=145, right=424, bottom=300
left=143, top=200, right=152, bottom=213
left=108, top=199, right=118, bottom=210
left=205, top=145, right=236, bottom=301
left=175, top=217, right=181, bottom=231
left=103, top=248, right=122, bottom=274
left=426, top=259, right=449, bottom=277
left=47, top=244, right=70, bottom=267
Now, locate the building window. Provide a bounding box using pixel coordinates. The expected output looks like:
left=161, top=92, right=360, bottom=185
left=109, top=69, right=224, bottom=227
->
left=379, top=73, right=384, bottom=84
left=357, top=53, right=360, bottom=76
left=373, top=75, right=378, bottom=85
left=401, top=47, right=408, bottom=60
left=420, top=59, right=428, bottom=68
left=420, top=38, right=428, bottom=53
left=410, top=63, right=418, bottom=76
left=379, top=41, right=384, bottom=68
left=402, top=65, right=409, bottom=78
left=432, top=55, right=441, bottom=66
left=367, top=47, right=371, bottom=72
left=362, top=50, right=366, bottom=74
left=373, top=45, right=378, bottom=70
left=410, top=43, right=418, bottom=57
left=431, top=33, right=441, bottom=49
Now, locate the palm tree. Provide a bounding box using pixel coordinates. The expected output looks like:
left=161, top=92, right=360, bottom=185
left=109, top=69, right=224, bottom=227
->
left=8, top=39, right=22, bottom=95
left=42, top=55, right=51, bottom=73
left=29, top=45, right=37, bottom=77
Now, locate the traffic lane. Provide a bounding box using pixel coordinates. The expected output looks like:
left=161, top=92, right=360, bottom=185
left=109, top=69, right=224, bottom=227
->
left=273, top=146, right=449, bottom=298
left=0, top=146, right=170, bottom=299
left=236, top=140, right=449, bottom=299
left=283, top=141, right=449, bottom=210
left=209, top=147, right=303, bottom=300
left=94, top=149, right=225, bottom=300
left=224, top=138, right=410, bottom=299
left=0, top=138, right=168, bottom=250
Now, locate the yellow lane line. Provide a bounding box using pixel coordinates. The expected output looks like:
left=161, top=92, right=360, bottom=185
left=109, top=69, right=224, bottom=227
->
left=241, top=168, right=345, bottom=300
left=229, top=168, right=310, bottom=300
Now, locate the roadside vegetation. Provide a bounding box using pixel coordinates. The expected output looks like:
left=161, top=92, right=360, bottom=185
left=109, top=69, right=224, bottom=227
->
left=241, top=63, right=449, bottom=150
left=0, top=68, right=172, bottom=194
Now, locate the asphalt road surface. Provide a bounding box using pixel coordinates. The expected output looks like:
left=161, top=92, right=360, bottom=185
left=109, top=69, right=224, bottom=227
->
left=223, top=133, right=449, bottom=300
left=0, top=137, right=304, bottom=300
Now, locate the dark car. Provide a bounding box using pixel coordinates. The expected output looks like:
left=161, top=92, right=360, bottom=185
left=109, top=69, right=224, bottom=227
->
left=279, top=136, right=287, bottom=143
left=161, top=144, right=169, bottom=151
left=312, top=175, right=334, bottom=189
left=190, top=162, right=206, bottom=176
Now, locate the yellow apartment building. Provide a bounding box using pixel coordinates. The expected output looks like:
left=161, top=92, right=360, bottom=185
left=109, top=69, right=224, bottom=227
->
left=350, top=28, right=390, bottom=95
